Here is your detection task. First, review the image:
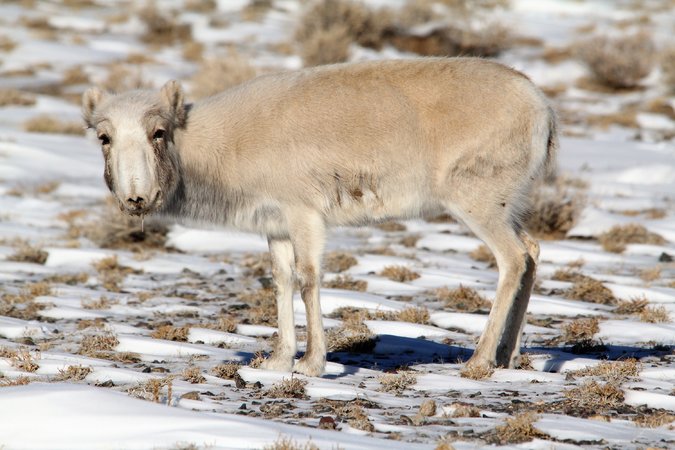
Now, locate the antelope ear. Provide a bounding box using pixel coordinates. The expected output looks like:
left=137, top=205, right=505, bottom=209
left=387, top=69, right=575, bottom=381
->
left=82, top=87, right=107, bottom=128
left=160, top=80, right=186, bottom=127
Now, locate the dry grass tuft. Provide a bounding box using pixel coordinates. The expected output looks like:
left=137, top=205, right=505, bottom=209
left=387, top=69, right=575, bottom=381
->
left=633, top=411, right=675, bottom=428
left=489, top=412, right=547, bottom=444
left=526, top=177, right=585, bottom=239
left=266, top=377, right=308, bottom=399
left=615, top=296, right=649, bottom=315
left=10, top=348, right=40, bottom=373
left=24, top=115, right=84, bottom=135
left=0, top=282, right=52, bottom=321
left=0, top=88, right=36, bottom=106
left=469, top=244, right=496, bottom=267
left=81, top=296, right=117, bottom=310
left=0, top=35, right=16, bottom=52
left=299, top=24, right=352, bottom=67
left=563, top=276, right=616, bottom=305
left=128, top=376, right=174, bottom=403
left=190, top=52, right=257, bottom=99
left=139, top=2, right=191, bottom=45
left=185, top=0, right=216, bottom=13
left=62, top=65, right=89, bottom=85
left=639, top=266, right=661, bottom=283
left=418, top=399, right=437, bottom=417
left=212, top=362, right=241, bottom=379
left=564, top=380, right=624, bottom=411
left=151, top=325, right=191, bottom=342
left=100, top=65, right=150, bottom=92
left=7, top=244, right=48, bottom=265
left=662, top=47, right=675, bottom=92
left=263, top=437, right=319, bottom=450
left=55, top=365, right=92, bottom=381
left=78, top=333, right=119, bottom=356
left=93, top=255, right=139, bottom=292
left=577, top=32, right=656, bottom=89
left=326, top=312, right=376, bottom=353
left=380, top=265, right=420, bottom=282
left=598, top=224, right=666, bottom=253
left=569, top=359, right=640, bottom=383
left=323, top=274, right=367, bottom=291
left=561, top=317, right=599, bottom=346
left=389, top=23, right=511, bottom=59
left=0, top=375, right=31, bottom=387
left=395, top=306, right=430, bottom=324
left=460, top=363, right=494, bottom=380
left=240, top=287, right=277, bottom=326
left=376, top=221, right=407, bottom=232
left=182, top=366, right=206, bottom=384
left=639, top=305, right=671, bottom=323
left=436, top=285, right=491, bottom=312
left=324, top=251, right=358, bottom=273
left=378, top=371, right=417, bottom=394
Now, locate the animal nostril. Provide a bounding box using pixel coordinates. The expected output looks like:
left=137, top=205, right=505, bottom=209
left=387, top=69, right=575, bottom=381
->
left=127, top=196, right=145, bottom=206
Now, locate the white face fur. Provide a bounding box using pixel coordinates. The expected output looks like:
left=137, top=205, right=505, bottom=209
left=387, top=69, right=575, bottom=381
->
left=82, top=81, right=184, bottom=216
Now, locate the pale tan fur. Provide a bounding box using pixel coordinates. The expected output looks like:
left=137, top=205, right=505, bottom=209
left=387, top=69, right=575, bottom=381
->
left=83, top=58, right=557, bottom=376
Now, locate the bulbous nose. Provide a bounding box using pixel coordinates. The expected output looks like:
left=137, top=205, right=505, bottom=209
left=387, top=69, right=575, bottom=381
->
left=126, top=196, right=146, bottom=208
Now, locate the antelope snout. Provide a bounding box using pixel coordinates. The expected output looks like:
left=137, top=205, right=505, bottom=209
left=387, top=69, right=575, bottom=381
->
left=126, top=195, right=146, bottom=209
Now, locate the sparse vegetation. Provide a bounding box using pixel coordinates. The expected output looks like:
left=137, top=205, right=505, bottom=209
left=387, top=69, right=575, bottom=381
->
left=0, top=88, right=36, bottom=106
left=324, top=251, right=358, bottom=273
left=615, top=296, right=649, bottom=315
left=563, top=380, right=624, bottom=412
left=24, top=115, right=84, bottom=135
left=151, top=325, right=191, bottom=342
left=526, top=177, right=585, bottom=239
left=7, top=244, right=48, bottom=264
left=379, top=265, right=420, bottom=282
left=55, top=365, right=92, bottom=381
left=182, top=366, right=206, bottom=384
left=469, top=244, right=496, bottom=267
left=263, top=437, right=319, bottom=450
left=378, top=371, right=417, bottom=394
left=78, top=333, right=119, bottom=356
left=460, top=363, right=494, bottom=380
left=569, top=359, right=640, bottom=383
left=189, top=52, right=257, bottom=99
left=577, top=32, right=656, bottom=89
left=323, top=274, right=367, bottom=291
left=598, top=224, right=666, bottom=253
left=212, top=362, right=241, bottom=379
left=639, top=305, right=671, bottom=323
left=266, top=377, right=308, bottom=399
left=240, top=287, right=277, bottom=326
left=326, top=312, right=376, bottom=353
left=436, top=285, right=491, bottom=312
left=488, top=412, right=547, bottom=444
left=93, top=255, right=139, bottom=292
left=563, top=277, right=616, bottom=305
left=561, top=317, right=599, bottom=347
left=139, top=2, right=191, bottom=45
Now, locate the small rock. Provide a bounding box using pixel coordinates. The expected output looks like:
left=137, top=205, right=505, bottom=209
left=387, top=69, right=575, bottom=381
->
left=658, top=252, right=672, bottom=262
left=419, top=399, right=436, bottom=417
left=239, top=403, right=247, bottom=410
left=96, top=380, right=115, bottom=388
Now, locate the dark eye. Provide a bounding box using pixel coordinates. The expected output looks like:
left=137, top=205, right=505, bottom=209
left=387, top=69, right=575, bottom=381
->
left=153, top=129, right=165, bottom=141
left=98, top=134, right=110, bottom=146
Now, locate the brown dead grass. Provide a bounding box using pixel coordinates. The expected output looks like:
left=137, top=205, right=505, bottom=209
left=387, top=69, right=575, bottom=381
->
left=577, top=32, right=656, bottom=89
left=378, top=371, right=417, bottom=394
left=436, top=285, right=491, bottom=312
left=564, top=380, right=624, bottom=412
left=324, top=251, right=358, bottom=273
left=633, top=411, right=675, bottom=428
left=212, top=362, right=241, bottom=379
left=55, top=365, right=92, bottom=381
left=395, top=306, right=430, bottom=324
left=376, top=221, right=407, bottom=232
left=469, top=244, right=496, bottom=267
left=93, top=255, right=138, bottom=292
left=24, top=115, right=84, bottom=135
left=242, top=252, right=270, bottom=277
left=264, top=437, right=319, bottom=450
left=662, top=47, right=675, bottom=92
left=0, top=282, right=53, bottom=321
left=449, top=402, right=481, bottom=418
left=10, top=348, right=40, bottom=373
left=460, top=363, right=494, bottom=380
left=190, top=52, right=257, bottom=99
left=139, top=2, right=191, bottom=46
left=379, top=265, right=420, bottom=282
left=488, top=412, right=547, bottom=445
left=0, top=88, right=36, bottom=106
left=598, top=224, right=666, bottom=253
left=240, top=288, right=277, bottom=326
left=182, top=366, right=206, bottom=384
left=326, top=312, right=376, bottom=353
left=78, top=333, right=119, bottom=356
left=266, top=377, right=308, bottom=399
left=0, top=35, right=16, bottom=51
left=185, top=0, right=216, bottom=13
left=7, top=244, right=48, bottom=265
left=526, top=177, right=585, bottom=240
left=323, top=275, right=367, bottom=291
left=569, top=359, right=640, bottom=383
left=128, top=376, right=174, bottom=403
left=0, top=375, right=31, bottom=387
left=564, top=277, right=616, bottom=305
left=62, top=65, right=89, bottom=85
left=100, top=65, right=150, bottom=92
left=151, top=325, right=191, bottom=341
left=81, top=296, right=117, bottom=310
left=639, top=305, right=671, bottom=323
left=615, top=296, right=649, bottom=315
left=561, top=317, right=599, bottom=346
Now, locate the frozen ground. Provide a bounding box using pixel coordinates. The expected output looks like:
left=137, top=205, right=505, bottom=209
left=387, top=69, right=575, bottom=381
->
left=0, top=0, right=674, bottom=449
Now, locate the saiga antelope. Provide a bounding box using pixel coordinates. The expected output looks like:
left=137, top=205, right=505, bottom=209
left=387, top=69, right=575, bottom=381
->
left=82, top=58, right=557, bottom=377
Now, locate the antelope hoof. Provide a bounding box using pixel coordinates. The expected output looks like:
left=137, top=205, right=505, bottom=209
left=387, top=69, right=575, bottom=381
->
left=293, top=354, right=325, bottom=377
left=260, top=355, right=294, bottom=372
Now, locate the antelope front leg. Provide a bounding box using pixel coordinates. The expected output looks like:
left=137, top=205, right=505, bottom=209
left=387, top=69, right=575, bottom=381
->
left=260, top=238, right=296, bottom=372
left=289, top=212, right=326, bottom=377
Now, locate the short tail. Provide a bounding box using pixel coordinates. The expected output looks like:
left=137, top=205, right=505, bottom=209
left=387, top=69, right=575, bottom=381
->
left=543, top=105, right=559, bottom=182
